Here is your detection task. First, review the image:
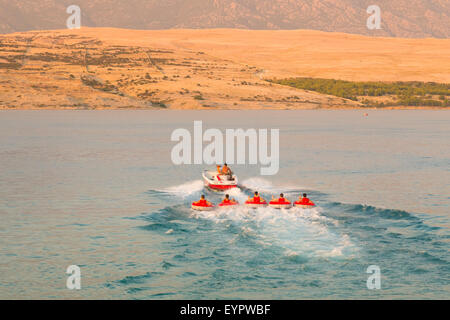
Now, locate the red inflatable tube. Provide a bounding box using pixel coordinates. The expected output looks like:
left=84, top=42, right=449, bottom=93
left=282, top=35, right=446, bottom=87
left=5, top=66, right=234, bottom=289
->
left=269, top=200, right=291, bottom=205
left=294, top=200, right=316, bottom=208
left=269, top=199, right=292, bottom=209
left=192, top=202, right=215, bottom=211
left=218, top=201, right=239, bottom=207
left=245, top=200, right=268, bottom=208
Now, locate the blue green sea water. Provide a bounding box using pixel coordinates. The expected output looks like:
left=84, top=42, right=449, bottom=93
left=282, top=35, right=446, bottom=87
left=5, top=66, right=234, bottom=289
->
left=0, top=110, right=448, bottom=299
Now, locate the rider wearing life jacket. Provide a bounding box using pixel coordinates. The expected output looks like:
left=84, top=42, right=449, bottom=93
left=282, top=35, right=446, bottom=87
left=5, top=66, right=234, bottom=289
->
left=194, top=195, right=212, bottom=206
left=271, top=193, right=290, bottom=204
left=299, top=193, right=314, bottom=205
left=278, top=193, right=289, bottom=203
left=249, top=191, right=265, bottom=203
left=221, top=194, right=237, bottom=205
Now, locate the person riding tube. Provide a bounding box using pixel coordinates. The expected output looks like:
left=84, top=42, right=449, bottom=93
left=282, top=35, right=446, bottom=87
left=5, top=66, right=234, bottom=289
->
left=194, top=195, right=212, bottom=206
left=295, top=193, right=315, bottom=207
left=221, top=194, right=238, bottom=205
left=273, top=193, right=289, bottom=204
left=249, top=191, right=266, bottom=204
left=300, top=193, right=313, bottom=204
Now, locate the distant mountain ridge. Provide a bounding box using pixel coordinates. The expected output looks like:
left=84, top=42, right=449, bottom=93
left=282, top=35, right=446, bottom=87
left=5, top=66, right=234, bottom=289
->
left=0, top=0, right=449, bottom=38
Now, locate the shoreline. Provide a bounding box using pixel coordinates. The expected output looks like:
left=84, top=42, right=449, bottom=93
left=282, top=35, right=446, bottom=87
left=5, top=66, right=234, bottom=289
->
left=1, top=106, right=448, bottom=110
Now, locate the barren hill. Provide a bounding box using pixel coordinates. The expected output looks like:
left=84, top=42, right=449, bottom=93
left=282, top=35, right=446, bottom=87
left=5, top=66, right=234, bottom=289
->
left=0, top=0, right=449, bottom=38
left=0, top=28, right=449, bottom=110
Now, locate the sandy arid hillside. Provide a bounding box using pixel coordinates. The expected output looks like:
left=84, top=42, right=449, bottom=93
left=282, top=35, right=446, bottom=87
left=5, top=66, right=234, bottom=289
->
left=0, top=28, right=449, bottom=110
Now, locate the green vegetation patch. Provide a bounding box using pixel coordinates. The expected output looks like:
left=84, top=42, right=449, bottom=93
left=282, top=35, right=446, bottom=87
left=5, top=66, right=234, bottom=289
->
left=269, top=78, right=450, bottom=107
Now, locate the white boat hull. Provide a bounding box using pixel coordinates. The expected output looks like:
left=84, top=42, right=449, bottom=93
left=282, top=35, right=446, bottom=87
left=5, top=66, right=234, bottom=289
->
left=202, top=170, right=238, bottom=191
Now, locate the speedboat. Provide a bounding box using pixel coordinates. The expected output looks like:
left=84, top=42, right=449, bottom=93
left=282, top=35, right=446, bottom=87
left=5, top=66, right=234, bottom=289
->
left=202, top=170, right=238, bottom=191
left=269, top=199, right=292, bottom=209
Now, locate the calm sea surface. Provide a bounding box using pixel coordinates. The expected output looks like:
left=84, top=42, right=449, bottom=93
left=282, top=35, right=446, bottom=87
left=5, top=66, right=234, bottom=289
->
left=0, top=110, right=449, bottom=299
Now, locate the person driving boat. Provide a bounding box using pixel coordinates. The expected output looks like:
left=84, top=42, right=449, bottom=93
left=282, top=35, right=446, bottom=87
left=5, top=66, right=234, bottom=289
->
left=221, top=163, right=231, bottom=175
left=218, top=163, right=233, bottom=180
